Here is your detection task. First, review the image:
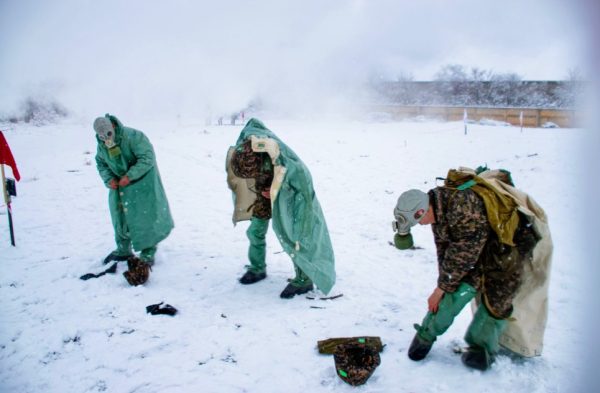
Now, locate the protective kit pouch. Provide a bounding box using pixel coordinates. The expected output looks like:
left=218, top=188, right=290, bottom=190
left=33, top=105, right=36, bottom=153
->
left=333, top=341, right=381, bottom=386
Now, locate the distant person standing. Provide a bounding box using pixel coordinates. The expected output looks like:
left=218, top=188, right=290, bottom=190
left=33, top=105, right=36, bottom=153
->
left=94, top=114, right=174, bottom=286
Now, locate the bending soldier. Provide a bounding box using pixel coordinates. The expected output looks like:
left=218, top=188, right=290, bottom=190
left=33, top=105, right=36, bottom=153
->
left=394, top=182, right=539, bottom=370
left=226, top=119, right=336, bottom=298
left=94, top=114, right=174, bottom=286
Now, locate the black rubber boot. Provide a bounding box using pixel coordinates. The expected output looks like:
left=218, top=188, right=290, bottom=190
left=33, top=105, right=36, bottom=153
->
left=103, top=251, right=134, bottom=265
left=407, top=334, right=434, bottom=361
left=239, top=270, right=267, bottom=285
left=279, top=281, right=313, bottom=299
left=461, top=347, right=493, bottom=371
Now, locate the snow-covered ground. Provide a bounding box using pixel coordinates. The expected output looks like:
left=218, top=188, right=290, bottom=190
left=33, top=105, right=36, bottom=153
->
left=0, top=117, right=590, bottom=392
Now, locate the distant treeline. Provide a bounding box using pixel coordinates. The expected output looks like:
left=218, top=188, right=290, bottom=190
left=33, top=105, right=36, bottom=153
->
left=372, top=80, right=582, bottom=109
left=1, top=97, right=68, bottom=126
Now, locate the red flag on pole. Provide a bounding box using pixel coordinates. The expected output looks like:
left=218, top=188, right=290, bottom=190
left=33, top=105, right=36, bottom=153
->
left=0, top=131, right=20, bottom=181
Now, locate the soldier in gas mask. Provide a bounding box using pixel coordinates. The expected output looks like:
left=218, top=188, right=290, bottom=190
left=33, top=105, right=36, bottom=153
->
left=94, top=114, right=174, bottom=286
left=226, top=118, right=336, bottom=299
left=393, top=181, right=541, bottom=370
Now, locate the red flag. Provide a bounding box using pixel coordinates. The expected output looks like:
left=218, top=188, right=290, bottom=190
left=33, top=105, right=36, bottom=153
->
left=0, top=130, right=21, bottom=181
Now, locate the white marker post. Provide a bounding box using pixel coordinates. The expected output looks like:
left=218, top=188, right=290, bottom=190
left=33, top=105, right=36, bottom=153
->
left=0, top=164, right=15, bottom=246
left=463, top=108, right=468, bottom=135
left=520, top=111, right=524, bottom=133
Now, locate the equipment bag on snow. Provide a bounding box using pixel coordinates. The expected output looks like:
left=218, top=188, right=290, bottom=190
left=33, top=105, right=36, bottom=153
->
left=318, top=337, right=384, bottom=386
left=333, top=341, right=381, bottom=386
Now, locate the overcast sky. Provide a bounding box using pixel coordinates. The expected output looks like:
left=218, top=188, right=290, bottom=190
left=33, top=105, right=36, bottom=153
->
left=0, top=0, right=593, bottom=119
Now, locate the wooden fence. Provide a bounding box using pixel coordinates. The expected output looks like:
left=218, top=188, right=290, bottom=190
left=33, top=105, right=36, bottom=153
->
left=366, top=105, right=580, bottom=128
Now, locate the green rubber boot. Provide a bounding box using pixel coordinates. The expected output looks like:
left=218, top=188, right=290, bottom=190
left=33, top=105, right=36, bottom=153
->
left=462, top=305, right=508, bottom=371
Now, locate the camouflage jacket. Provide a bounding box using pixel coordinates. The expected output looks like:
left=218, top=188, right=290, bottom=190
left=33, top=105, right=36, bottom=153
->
left=429, top=187, right=490, bottom=293
left=230, top=139, right=274, bottom=219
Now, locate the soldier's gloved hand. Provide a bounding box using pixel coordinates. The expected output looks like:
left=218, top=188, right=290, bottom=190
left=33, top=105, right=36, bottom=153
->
left=108, top=179, right=118, bottom=189
left=119, top=176, right=131, bottom=187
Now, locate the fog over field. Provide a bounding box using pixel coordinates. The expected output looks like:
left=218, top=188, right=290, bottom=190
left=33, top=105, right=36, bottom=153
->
left=0, top=0, right=590, bottom=120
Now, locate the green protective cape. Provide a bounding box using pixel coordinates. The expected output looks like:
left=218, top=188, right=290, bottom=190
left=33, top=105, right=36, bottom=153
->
left=95, top=114, right=174, bottom=251
left=227, top=118, right=336, bottom=294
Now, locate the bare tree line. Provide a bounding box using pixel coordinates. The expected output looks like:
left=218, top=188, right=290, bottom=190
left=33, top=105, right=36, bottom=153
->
left=371, top=64, right=585, bottom=109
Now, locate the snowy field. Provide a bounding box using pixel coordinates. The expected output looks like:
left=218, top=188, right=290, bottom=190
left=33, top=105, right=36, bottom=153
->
left=0, top=117, right=590, bottom=392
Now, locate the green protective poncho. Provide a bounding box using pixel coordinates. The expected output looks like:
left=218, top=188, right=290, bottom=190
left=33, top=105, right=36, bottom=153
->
left=95, top=114, right=174, bottom=251
left=227, top=118, right=336, bottom=294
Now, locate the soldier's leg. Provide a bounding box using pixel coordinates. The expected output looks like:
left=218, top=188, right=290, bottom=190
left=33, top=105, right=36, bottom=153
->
left=291, top=264, right=313, bottom=286
left=280, top=264, right=313, bottom=299
left=115, top=221, right=133, bottom=256
left=140, top=245, right=157, bottom=265
left=239, top=217, right=269, bottom=284
left=247, top=217, right=269, bottom=272
left=461, top=253, right=522, bottom=370
left=104, top=212, right=133, bottom=264
left=416, top=282, right=477, bottom=341
left=408, top=282, right=477, bottom=360
left=461, top=304, right=507, bottom=370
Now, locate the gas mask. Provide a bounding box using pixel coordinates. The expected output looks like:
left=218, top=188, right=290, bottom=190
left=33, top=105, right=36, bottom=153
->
left=93, top=117, right=116, bottom=148
left=98, top=129, right=116, bottom=148
left=391, top=189, right=429, bottom=250
left=392, top=213, right=414, bottom=250
left=392, top=212, right=411, bottom=236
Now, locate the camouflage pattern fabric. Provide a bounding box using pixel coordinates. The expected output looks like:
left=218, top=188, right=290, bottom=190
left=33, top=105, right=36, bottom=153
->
left=429, top=187, right=533, bottom=319
left=333, top=342, right=381, bottom=386
left=231, top=140, right=274, bottom=219
left=480, top=212, right=537, bottom=318
left=123, top=256, right=151, bottom=286
left=479, top=237, right=522, bottom=318
left=318, top=336, right=384, bottom=355
left=429, top=187, right=488, bottom=293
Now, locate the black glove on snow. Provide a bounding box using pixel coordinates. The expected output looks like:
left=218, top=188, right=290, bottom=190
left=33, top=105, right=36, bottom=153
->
left=146, top=302, right=178, bottom=316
